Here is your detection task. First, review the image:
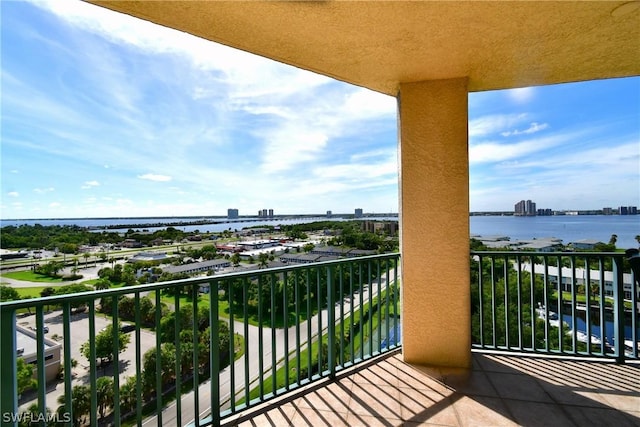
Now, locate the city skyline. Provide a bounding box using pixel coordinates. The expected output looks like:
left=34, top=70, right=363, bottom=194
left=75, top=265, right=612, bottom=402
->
left=1, top=0, right=639, bottom=220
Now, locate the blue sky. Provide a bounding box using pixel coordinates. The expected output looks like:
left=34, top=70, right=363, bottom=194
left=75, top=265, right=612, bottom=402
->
left=1, top=1, right=639, bottom=219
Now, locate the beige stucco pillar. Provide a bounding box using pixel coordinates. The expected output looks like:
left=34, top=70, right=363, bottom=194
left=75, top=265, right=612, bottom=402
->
left=398, top=77, right=471, bottom=369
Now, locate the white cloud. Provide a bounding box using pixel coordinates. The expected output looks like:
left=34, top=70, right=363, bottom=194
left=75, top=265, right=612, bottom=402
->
left=7, top=191, right=19, bottom=197
left=138, top=173, right=172, bottom=182
left=81, top=180, right=100, bottom=189
left=501, top=122, right=548, bottom=137
left=33, top=187, right=55, bottom=194
left=469, top=114, right=528, bottom=137
left=470, top=139, right=554, bottom=164
left=49, top=202, right=61, bottom=208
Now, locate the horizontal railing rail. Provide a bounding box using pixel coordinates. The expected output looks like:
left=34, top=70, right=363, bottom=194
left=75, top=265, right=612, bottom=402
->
left=0, top=253, right=400, bottom=426
left=471, top=251, right=639, bottom=363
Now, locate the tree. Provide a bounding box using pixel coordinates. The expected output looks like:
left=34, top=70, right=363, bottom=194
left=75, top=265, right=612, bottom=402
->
left=119, top=376, right=138, bottom=414
left=57, top=384, right=90, bottom=426
left=635, top=235, right=640, bottom=245
left=94, top=278, right=111, bottom=291
left=81, top=324, right=131, bottom=365
left=96, top=376, right=114, bottom=419
left=258, top=252, right=269, bottom=269
left=609, top=234, right=617, bottom=246
left=0, top=285, right=20, bottom=302
left=230, top=252, right=241, bottom=268
left=82, top=252, right=90, bottom=266
left=303, top=243, right=315, bottom=253
left=142, top=343, right=176, bottom=397
left=17, top=358, right=36, bottom=395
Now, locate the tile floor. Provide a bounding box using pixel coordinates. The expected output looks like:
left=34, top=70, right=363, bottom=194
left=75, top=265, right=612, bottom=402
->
left=226, top=350, right=640, bottom=426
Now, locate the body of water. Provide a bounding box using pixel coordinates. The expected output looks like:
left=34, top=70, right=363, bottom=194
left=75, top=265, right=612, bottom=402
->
left=470, top=215, right=639, bottom=250
left=1, top=214, right=638, bottom=249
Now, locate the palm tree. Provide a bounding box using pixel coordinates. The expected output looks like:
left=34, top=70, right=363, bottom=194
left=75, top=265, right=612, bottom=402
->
left=57, top=384, right=90, bottom=426
left=258, top=252, right=269, bottom=269
left=96, top=376, right=114, bottom=419
left=82, top=252, right=90, bottom=267
left=635, top=234, right=640, bottom=245
left=609, top=234, right=618, bottom=247
left=119, top=376, right=138, bottom=414
left=94, top=278, right=111, bottom=291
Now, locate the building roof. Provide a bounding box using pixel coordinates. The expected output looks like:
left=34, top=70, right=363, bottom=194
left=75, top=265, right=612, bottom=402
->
left=90, top=1, right=639, bottom=95
left=163, top=259, right=231, bottom=275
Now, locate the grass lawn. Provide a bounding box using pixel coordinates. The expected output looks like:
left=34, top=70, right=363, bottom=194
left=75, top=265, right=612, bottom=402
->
left=239, top=283, right=401, bottom=404
left=1, top=270, right=68, bottom=283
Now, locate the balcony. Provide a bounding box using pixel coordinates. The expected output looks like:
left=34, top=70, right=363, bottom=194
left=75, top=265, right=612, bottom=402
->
left=1, top=251, right=638, bottom=426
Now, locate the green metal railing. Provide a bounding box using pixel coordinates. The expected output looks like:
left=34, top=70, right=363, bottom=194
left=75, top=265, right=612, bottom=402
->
left=0, top=253, right=400, bottom=426
left=471, top=251, right=639, bottom=362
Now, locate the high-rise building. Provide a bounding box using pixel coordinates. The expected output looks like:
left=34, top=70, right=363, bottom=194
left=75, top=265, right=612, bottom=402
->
left=355, top=208, right=363, bottom=218
left=515, top=200, right=536, bottom=216
left=227, top=208, right=239, bottom=219
left=326, top=210, right=332, bottom=218
left=268, top=209, right=274, bottom=218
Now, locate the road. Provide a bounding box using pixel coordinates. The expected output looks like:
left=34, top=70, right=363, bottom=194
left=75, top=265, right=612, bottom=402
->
left=142, top=268, right=398, bottom=426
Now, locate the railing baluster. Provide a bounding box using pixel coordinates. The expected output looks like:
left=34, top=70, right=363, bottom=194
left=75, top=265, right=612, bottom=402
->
left=349, top=262, right=355, bottom=362
left=134, top=293, right=142, bottom=427
left=243, top=277, right=250, bottom=405
left=306, top=268, right=312, bottom=382
left=0, top=307, right=17, bottom=426
left=599, top=257, right=607, bottom=355
left=283, top=271, right=289, bottom=390
left=227, top=279, right=236, bottom=411
left=258, top=275, right=264, bottom=399
left=209, top=279, right=220, bottom=426
left=154, top=290, right=162, bottom=426
left=294, top=271, right=301, bottom=385
left=89, top=302, right=97, bottom=427
left=613, top=256, right=625, bottom=363
left=35, top=306, right=46, bottom=422
left=111, top=295, right=120, bottom=426
left=174, top=287, right=182, bottom=426
left=316, top=267, right=323, bottom=376
left=62, top=302, right=73, bottom=424
left=192, top=284, right=200, bottom=426
left=585, top=256, right=593, bottom=355
left=270, top=273, right=277, bottom=396
left=327, top=265, right=335, bottom=377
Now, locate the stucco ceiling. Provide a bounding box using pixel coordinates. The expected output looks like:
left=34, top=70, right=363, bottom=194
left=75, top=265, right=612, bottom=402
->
left=90, top=1, right=640, bottom=95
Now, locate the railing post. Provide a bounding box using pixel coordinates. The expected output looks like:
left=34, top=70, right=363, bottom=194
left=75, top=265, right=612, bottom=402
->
left=327, top=265, right=335, bottom=377
left=613, top=256, right=625, bottom=363
left=0, top=307, right=17, bottom=426
left=209, top=280, right=220, bottom=426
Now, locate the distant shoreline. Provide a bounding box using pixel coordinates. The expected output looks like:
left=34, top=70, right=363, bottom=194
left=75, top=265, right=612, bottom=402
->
left=3, top=210, right=639, bottom=223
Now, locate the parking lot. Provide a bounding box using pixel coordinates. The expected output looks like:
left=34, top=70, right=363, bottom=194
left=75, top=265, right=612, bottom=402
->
left=17, top=305, right=157, bottom=412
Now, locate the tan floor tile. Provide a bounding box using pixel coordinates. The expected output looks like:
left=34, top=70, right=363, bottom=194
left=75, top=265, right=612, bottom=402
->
left=345, top=412, right=403, bottom=427
left=598, top=391, right=640, bottom=412
left=399, top=389, right=460, bottom=425
left=451, top=395, right=519, bottom=427
left=235, top=404, right=297, bottom=427
left=502, top=400, right=577, bottom=427
left=351, top=360, right=399, bottom=387
left=398, top=385, right=449, bottom=420
left=447, top=370, right=499, bottom=398
left=395, top=363, right=456, bottom=396
left=289, top=407, right=350, bottom=426
left=349, top=383, right=403, bottom=420
left=292, top=381, right=353, bottom=413
left=563, top=406, right=640, bottom=427
left=487, top=372, right=554, bottom=403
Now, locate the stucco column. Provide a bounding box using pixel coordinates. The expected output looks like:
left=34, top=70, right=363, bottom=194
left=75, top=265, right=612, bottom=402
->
left=398, top=77, right=471, bottom=368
